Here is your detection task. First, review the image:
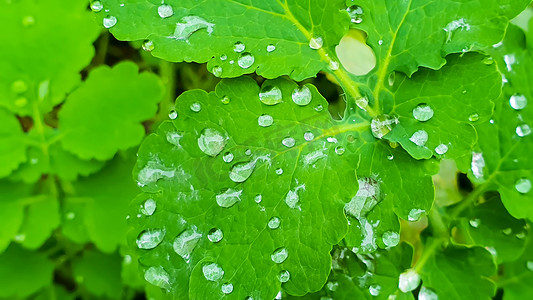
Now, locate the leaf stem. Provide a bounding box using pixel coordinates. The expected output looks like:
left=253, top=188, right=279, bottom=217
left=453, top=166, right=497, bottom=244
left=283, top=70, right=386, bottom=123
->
left=152, top=60, right=176, bottom=126
left=92, top=31, right=109, bottom=67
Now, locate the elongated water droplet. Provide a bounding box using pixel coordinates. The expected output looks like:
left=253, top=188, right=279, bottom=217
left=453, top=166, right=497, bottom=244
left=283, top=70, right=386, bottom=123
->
left=222, top=152, right=234, bottom=163
left=271, top=247, right=288, bottom=264
left=229, top=161, right=256, bottom=183
left=258, top=114, right=274, bottom=127
left=190, top=102, right=202, bottom=112
left=413, top=104, right=434, bottom=122
left=516, top=124, right=531, bottom=137
left=515, top=178, right=531, bottom=194
left=166, top=131, right=182, bottom=147
left=173, top=226, right=202, bottom=259
left=172, top=16, right=214, bottom=40
left=309, top=36, right=324, bottom=49
left=144, top=266, right=171, bottom=290
left=398, top=269, right=420, bottom=292
left=292, top=86, right=312, bottom=106
left=136, top=228, right=166, bottom=249
left=409, top=130, right=428, bottom=147
left=208, top=228, right=223, bottom=243
left=198, top=128, right=226, bottom=157
left=435, top=144, right=448, bottom=155
left=141, top=199, right=156, bottom=216
left=282, top=137, right=296, bottom=148
left=142, top=40, right=155, bottom=52
left=382, top=231, right=400, bottom=247
left=268, top=217, right=281, bottom=229
left=278, top=270, right=290, bottom=283
left=216, top=188, right=242, bottom=208
left=371, top=115, right=399, bottom=139
left=90, top=1, right=104, bottom=12
left=238, top=52, right=254, bottom=69
left=259, top=86, right=282, bottom=105
left=408, top=209, right=425, bottom=221
left=234, top=42, right=245, bottom=53
left=471, top=152, right=485, bottom=180
left=419, top=286, right=438, bottom=300
left=510, top=94, right=527, bottom=110
left=103, top=15, right=117, bottom=28
left=203, top=263, right=224, bottom=281
left=158, top=4, right=173, bottom=18
left=267, top=44, right=276, bottom=52
left=222, top=283, right=233, bottom=294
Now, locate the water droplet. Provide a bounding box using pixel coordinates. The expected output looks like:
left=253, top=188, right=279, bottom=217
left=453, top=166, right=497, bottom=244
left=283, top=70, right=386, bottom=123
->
left=221, top=283, right=233, bottom=294
left=314, top=104, right=324, bottom=112
left=335, top=146, right=345, bottom=155
left=257, top=114, right=274, bottom=127
left=142, top=40, right=155, bottom=52
left=469, top=218, right=480, bottom=228
left=158, top=4, right=173, bottom=18
left=66, top=212, right=76, bottom=220
left=90, top=1, right=104, bottom=12
left=304, top=131, right=315, bottom=141
left=515, top=178, right=531, bottom=194
left=444, top=18, right=471, bottom=43
left=259, top=86, right=283, bottom=105
left=103, top=15, right=117, bottom=28
left=216, top=188, right=242, bottom=208
left=398, top=269, right=420, bottom=292
left=413, top=104, right=434, bottom=122
left=516, top=124, right=531, bottom=137
left=346, top=5, right=363, bottom=23
left=173, top=226, right=202, bottom=259
left=435, top=144, right=449, bottom=155
left=208, top=228, right=223, bottom=243
left=285, top=184, right=305, bottom=209
left=234, top=42, right=245, bottom=53
left=388, top=72, right=396, bottom=86
left=468, top=113, right=479, bottom=122
left=238, top=52, right=254, bottom=69
left=344, top=177, right=381, bottom=219
left=419, top=286, right=438, bottom=300
left=309, top=36, right=324, bottom=50
left=369, top=284, right=381, bottom=296
left=502, top=227, right=512, bottom=235
left=271, top=247, right=288, bottom=264
left=203, top=263, right=224, bottom=281
left=212, top=66, right=223, bottom=77
left=303, top=148, right=327, bottom=166
left=278, top=270, right=290, bottom=283
left=254, top=194, right=262, bottom=203
left=190, top=102, right=202, bottom=112
left=409, top=130, right=428, bottom=147
left=276, top=168, right=284, bottom=175
left=329, top=60, right=340, bottom=70
left=221, top=96, right=230, bottom=104
left=220, top=54, right=227, bottom=61
left=222, top=152, right=234, bottom=163
left=482, top=56, right=494, bottom=65
left=172, top=16, right=215, bottom=40
left=326, top=281, right=339, bottom=291
left=144, top=266, right=171, bottom=290
left=267, top=44, right=276, bottom=52
left=268, top=217, right=281, bottom=229
left=387, top=154, right=394, bottom=160
left=282, top=137, right=296, bottom=148
left=136, top=228, right=166, bottom=249
left=471, top=152, right=485, bottom=180
left=198, top=128, right=226, bottom=157
left=408, top=209, right=425, bottom=221
left=292, top=86, right=312, bottom=106
left=526, top=261, right=533, bottom=271
left=141, top=199, right=156, bottom=216
left=355, top=96, right=368, bottom=111
left=245, top=149, right=252, bottom=156
left=371, top=115, right=399, bottom=139
left=510, top=94, right=527, bottom=110
left=382, top=231, right=400, bottom=247
left=169, top=110, right=178, bottom=119
left=229, top=161, right=256, bottom=183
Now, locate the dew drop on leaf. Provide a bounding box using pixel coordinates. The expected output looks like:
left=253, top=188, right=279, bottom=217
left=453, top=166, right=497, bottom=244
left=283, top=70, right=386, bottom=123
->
left=469, top=218, right=480, bottom=228
left=329, top=60, right=339, bottom=70
left=471, top=152, right=485, bottom=180
left=468, top=113, right=479, bottom=122
left=212, top=66, right=223, bottom=77
left=309, top=36, right=324, bottom=50
left=169, top=110, right=178, bottom=120
left=208, top=228, right=223, bottom=243
left=90, top=1, right=103, bottom=12
left=282, top=137, right=296, bottom=148
left=141, top=199, right=156, bottom=216
left=190, top=102, right=202, bottom=112
left=516, top=124, right=531, bottom=137
left=412, top=104, right=434, bottom=122
left=291, top=86, right=312, bottom=106
left=158, top=4, right=174, bottom=18
left=172, top=16, right=215, bottom=40
left=202, top=263, right=224, bottom=281
left=409, top=130, right=428, bottom=147
left=103, top=15, right=117, bottom=28
left=136, top=228, right=166, bottom=249
left=267, top=44, right=276, bottom=52
left=278, top=270, right=290, bottom=283
left=388, top=72, right=396, bottom=86
left=173, top=226, right=202, bottom=259
left=346, top=5, right=363, bottom=23
left=198, top=128, right=226, bottom=157
left=271, top=247, right=289, bottom=264
left=254, top=194, right=262, bottom=203
left=229, top=161, right=256, bottom=183
left=369, top=284, right=381, bottom=296
left=335, top=146, right=345, bottom=155
left=258, top=114, right=274, bottom=127
left=382, top=231, right=400, bottom=247
left=276, top=168, right=284, bottom=175
left=304, top=131, right=315, bottom=141
left=238, top=52, right=254, bottom=69
left=221, top=96, right=230, bottom=104
left=387, top=154, right=394, bottom=160
left=259, top=86, right=282, bottom=105
left=419, top=286, right=439, bottom=300
left=502, top=227, right=512, bottom=235
left=515, top=178, right=531, bottom=194
left=233, top=42, right=245, bottom=53
left=216, top=188, right=242, bottom=208
left=398, top=269, right=420, bottom=292
left=144, top=266, right=171, bottom=290
left=509, top=94, right=527, bottom=110
left=408, top=209, right=425, bottom=221
left=221, top=283, right=234, bottom=294
left=285, top=184, right=304, bottom=208
left=314, top=104, right=324, bottom=112
left=268, top=217, right=281, bottom=229
left=526, top=261, right=533, bottom=271
left=435, top=144, right=449, bottom=155
left=303, top=148, right=327, bottom=166
left=222, top=152, right=234, bottom=163
left=371, top=115, right=398, bottom=139
left=245, top=149, right=252, bottom=156
left=142, top=40, right=154, bottom=52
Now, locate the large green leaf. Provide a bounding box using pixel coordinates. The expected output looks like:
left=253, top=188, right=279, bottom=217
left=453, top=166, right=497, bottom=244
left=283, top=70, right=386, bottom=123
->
left=501, top=233, right=533, bottom=299
left=73, top=250, right=123, bottom=298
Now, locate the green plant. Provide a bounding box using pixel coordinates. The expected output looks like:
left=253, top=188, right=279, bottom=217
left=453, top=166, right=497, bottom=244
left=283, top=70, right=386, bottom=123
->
left=1, top=0, right=533, bottom=299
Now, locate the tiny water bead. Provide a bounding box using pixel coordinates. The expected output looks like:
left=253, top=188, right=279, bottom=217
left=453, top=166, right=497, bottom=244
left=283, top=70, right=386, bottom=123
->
left=234, top=42, right=245, bottom=53
left=267, top=44, right=276, bottom=52
left=141, top=198, right=156, bottom=216
left=309, top=36, right=324, bottom=50
left=216, top=188, right=242, bottom=208
left=203, top=263, right=224, bottom=281
left=259, top=86, right=283, bottom=105
left=412, top=104, right=434, bottom=122
left=144, top=266, right=171, bottom=290
left=314, top=104, right=324, bottom=112
left=346, top=5, right=363, bottom=23
left=435, top=144, right=449, bottom=155
left=271, top=247, right=289, bottom=264
left=238, top=52, right=255, bottom=69
left=173, top=227, right=202, bottom=259
left=258, top=114, right=274, bottom=127
left=509, top=94, right=527, bottom=110
left=222, top=152, right=234, bottom=163
left=208, top=228, right=223, bottom=243
left=136, top=228, right=166, bottom=249
left=142, top=40, right=155, bottom=52
left=282, top=137, right=296, bottom=148
left=90, top=1, right=104, bottom=12
left=103, top=15, right=117, bottom=28
left=158, top=4, right=173, bottom=18
left=268, top=217, right=281, bottom=229
left=469, top=218, right=481, bottom=228
left=198, top=128, right=226, bottom=157
left=278, top=270, right=290, bottom=283
left=221, top=96, right=230, bottom=104
left=304, top=131, right=315, bottom=141
left=398, top=269, right=420, bottom=292
left=515, top=178, right=531, bottom=194
left=516, top=124, right=531, bottom=137
left=382, top=231, right=400, bottom=247
left=468, top=113, right=480, bottom=122
left=335, top=146, right=345, bottom=155
left=292, top=86, right=312, bottom=106
left=169, top=110, right=178, bottom=119
left=190, top=102, right=202, bottom=112
left=409, top=130, right=428, bottom=147
left=276, top=168, right=284, bottom=175
left=368, top=284, right=381, bottom=296
left=221, top=283, right=234, bottom=294
left=254, top=194, right=262, bottom=203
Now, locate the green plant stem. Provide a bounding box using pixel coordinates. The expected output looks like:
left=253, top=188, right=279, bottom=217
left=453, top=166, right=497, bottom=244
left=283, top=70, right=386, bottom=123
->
left=92, top=31, right=109, bottom=67
left=153, top=60, right=176, bottom=125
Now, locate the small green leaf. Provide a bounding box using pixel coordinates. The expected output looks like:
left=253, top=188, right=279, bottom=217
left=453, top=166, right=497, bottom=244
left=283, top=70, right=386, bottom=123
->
left=59, top=62, right=164, bottom=161
left=0, top=108, right=27, bottom=178
left=0, top=180, right=29, bottom=253
left=500, top=233, right=533, bottom=299
left=17, top=194, right=60, bottom=250
left=73, top=250, right=123, bottom=298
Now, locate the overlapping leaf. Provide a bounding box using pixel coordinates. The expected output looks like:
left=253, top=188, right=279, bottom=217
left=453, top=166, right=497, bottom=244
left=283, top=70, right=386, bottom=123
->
left=501, top=233, right=533, bottom=299
left=73, top=250, right=123, bottom=298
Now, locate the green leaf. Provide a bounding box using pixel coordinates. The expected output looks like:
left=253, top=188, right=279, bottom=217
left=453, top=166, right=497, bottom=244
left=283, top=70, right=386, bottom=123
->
left=452, top=192, right=528, bottom=263
left=0, top=0, right=99, bottom=116
left=0, top=181, right=29, bottom=253
left=0, top=108, right=27, bottom=178
left=73, top=250, right=123, bottom=298
left=59, top=62, right=165, bottom=161
left=0, top=244, right=54, bottom=298
left=419, top=244, right=497, bottom=300
left=500, top=233, right=533, bottom=299
left=17, top=194, right=60, bottom=250
left=94, top=0, right=349, bottom=80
